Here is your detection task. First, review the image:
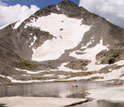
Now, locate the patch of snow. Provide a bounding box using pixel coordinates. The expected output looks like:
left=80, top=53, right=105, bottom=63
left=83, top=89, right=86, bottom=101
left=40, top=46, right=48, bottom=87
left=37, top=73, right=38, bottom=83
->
left=13, top=20, right=24, bottom=29
left=43, top=74, right=55, bottom=77
left=86, top=63, right=107, bottom=72
left=58, top=75, right=67, bottom=79
left=66, top=65, right=124, bottom=81
left=58, top=62, right=83, bottom=72
left=67, top=77, right=86, bottom=81
left=80, top=36, right=94, bottom=50
left=91, top=36, right=94, bottom=40
left=116, top=60, right=124, bottom=66
left=22, top=74, right=31, bottom=77
left=6, top=76, right=56, bottom=83
left=24, top=25, right=27, bottom=29
left=49, top=69, right=59, bottom=72
left=67, top=73, right=103, bottom=81
left=30, top=33, right=33, bottom=35
left=26, top=13, right=91, bottom=61
left=0, top=75, right=6, bottom=78
left=70, top=39, right=108, bottom=71
left=97, top=66, right=124, bottom=81
left=85, top=41, right=92, bottom=47
left=87, top=86, right=124, bottom=102
left=56, top=5, right=60, bottom=11
left=0, top=96, right=87, bottom=107
left=15, top=68, right=44, bottom=74
left=108, top=69, right=112, bottom=71
left=83, top=39, right=93, bottom=48
left=29, top=35, right=37, bottom=47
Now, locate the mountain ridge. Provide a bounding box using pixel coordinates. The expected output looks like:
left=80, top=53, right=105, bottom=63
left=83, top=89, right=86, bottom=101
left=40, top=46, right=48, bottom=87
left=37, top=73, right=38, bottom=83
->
left=0, top=0, right=124, bottom=84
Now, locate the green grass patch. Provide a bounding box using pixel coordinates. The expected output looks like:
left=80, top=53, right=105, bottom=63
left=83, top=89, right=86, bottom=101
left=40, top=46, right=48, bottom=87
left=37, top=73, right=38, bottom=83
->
left=18, top=59, right=37, bottom=70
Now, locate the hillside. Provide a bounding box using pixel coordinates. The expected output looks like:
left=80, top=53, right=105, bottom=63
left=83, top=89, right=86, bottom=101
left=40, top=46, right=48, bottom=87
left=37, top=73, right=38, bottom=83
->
left=0, top=0, right=124, bottom=84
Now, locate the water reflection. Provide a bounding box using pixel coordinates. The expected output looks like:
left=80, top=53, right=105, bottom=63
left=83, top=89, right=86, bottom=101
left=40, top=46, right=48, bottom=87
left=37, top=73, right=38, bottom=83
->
left=0, top=81, right=107, bottom=98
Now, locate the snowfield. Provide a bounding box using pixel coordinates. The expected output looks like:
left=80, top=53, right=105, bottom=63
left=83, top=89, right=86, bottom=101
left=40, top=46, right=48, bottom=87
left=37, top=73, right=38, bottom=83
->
left=15, top=68, right=44, bottom=74
left=70, top=39, right=109, bottom=71
left=0, top=96, right=87, bottom=107
left=87, top=86, right=124, bottom=102
left=26, top=13, right=91, bottom=61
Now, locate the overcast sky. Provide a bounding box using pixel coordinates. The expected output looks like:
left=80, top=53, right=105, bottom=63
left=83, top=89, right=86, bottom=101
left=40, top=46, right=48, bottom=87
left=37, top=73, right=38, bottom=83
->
left=0, top=0, right=124, bottom=28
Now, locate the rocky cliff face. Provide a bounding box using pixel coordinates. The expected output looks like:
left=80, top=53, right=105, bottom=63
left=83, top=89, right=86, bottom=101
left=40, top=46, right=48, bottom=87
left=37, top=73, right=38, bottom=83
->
left=0, top=0, right=124, bottom=84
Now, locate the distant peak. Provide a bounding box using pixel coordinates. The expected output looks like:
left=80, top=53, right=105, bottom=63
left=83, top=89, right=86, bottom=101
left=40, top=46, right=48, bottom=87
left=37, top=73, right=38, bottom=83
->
left=62, top=0, right=70, bottom=2
left=58, top=0, right=77, bottom=6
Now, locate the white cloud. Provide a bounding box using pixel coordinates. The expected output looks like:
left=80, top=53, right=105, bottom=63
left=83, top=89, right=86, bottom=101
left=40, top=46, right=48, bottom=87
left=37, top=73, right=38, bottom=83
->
left=79, top=0, right=124, bottom=28
left=0, top=3, right=39, bottom=28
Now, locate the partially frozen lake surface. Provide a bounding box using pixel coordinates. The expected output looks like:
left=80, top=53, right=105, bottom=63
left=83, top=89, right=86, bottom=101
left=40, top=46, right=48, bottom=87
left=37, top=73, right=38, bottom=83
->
left=0, top=81, right=124, bottom=107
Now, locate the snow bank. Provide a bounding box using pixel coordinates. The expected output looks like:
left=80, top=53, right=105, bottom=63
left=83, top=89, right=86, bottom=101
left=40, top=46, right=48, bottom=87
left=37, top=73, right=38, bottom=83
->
left=29, top=35, right=37, bottom=47
left=116, top=60, right=124, bottom=66
left=58, top=75, right=67, bottom=79
left=67, top=73, right=103, bottom=81
left=0, top=75, right=6, bottom=78
left=97, top=66, right=124, bottom=81
left=15, top=68, right=44, bottom=74
left=43, top=74, right=55, bottom=77
left=87, top=86, right=124, bottom=102
left=0, top=96, right=87, bottom=107
left=13, top=20, right=24, bottom=29
left=6, top=76, right=56, bottom=83
left=26, top=13, right=91, bottom=61
left=58, top=62, right=83, bottom=72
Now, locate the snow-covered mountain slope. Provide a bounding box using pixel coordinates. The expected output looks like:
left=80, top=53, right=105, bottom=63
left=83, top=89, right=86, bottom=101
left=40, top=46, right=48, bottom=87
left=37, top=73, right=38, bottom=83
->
left=70, top=39, right=109, bottom=71
left=0, top=0, right=124, bottom=84
left=27, top=13, right=91, bottom=61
